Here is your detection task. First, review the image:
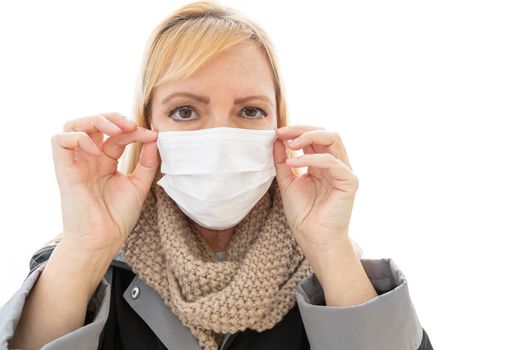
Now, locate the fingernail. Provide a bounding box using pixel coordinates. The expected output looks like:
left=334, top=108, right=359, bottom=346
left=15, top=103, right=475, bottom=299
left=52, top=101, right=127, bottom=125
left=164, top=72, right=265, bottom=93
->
left=145, top=128, right=156, bottom=134
left=121, top=115, right=136, bottom=125
left=105, top=120, right=121, bottom=131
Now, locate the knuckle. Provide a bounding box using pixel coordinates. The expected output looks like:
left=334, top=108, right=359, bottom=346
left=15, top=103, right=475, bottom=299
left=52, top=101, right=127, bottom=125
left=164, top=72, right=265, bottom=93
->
left=331, top=131, right=341, bottom=140
left=304, top=129, right=317, bottom=136
left=96, top=113, right=109, bottom=123
left=68, top=130, right=87, bottom=141
left=62, top=120, right=72, bottom=131
left=302, top=130, right=319, bottom=141
left=294, top=134, right=305, bottom=143
left=293, top=124, right=324, bottom=131
left=50, top=133, right=60, bottom=145
left=322, top=153, right=336, bottom=161
left=113, top=112, right=126, bottom=118
left=352, top=174, right=360, bottom=188
left=80, top=131, right=92, bottom=142
left=335, top=157, right=347, bottom=166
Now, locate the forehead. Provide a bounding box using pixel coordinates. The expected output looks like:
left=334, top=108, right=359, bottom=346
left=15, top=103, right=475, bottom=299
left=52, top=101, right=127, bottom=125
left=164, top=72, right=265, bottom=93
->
left=153, top=42, right=276, bottom=100
left=193, top=41, right=270, bottom=75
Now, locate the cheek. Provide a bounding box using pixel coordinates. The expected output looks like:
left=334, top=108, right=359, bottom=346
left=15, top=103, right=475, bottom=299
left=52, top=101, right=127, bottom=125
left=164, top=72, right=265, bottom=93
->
left=274, top=113, right=282, bottom=129
left=236, top=113, right=276, bottom=130
left=269, top=111, right=278, bottom=129
left=151, top=113, right=178, bottom=131
left=252, top=116, right=276, bottom=130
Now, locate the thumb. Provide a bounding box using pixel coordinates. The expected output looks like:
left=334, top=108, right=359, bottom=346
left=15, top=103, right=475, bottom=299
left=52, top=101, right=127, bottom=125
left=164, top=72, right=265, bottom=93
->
left=129, top=141, right=160, bottom=200
left=273, top=138, right=295, bottom=193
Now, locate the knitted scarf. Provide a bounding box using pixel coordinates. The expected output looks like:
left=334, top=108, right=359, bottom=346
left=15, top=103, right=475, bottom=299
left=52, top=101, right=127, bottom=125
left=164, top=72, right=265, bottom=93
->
left=122, top=178, right=313, bottom=350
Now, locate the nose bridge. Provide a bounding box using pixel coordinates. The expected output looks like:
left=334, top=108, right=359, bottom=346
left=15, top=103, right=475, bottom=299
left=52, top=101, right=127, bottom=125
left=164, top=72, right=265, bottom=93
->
left=207, top=105, right=239, bottom=128
left=210, top=113, right=231, bottom=128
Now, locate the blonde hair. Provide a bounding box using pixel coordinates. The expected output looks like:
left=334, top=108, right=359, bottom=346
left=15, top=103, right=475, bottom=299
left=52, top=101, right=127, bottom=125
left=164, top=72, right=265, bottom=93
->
left=38, top=0, right=294, bottom=254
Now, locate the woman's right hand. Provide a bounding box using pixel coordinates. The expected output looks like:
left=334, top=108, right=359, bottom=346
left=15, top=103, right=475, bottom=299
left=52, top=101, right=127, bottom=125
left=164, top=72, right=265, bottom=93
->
left=50, top=112, right=159, bottom=259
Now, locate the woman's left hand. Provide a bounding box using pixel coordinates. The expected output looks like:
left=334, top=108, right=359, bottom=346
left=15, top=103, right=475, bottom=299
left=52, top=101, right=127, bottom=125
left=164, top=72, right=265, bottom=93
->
left=273, top=125, right=359, bottom=254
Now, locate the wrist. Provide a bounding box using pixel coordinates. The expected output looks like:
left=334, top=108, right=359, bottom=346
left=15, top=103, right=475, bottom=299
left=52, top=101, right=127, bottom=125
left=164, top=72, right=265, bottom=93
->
left=300, top=234, right=355, bottom=267
left=50, top=237, right=114, bottom=299
left=302, top=237, right=359, bottom=282
left=302, top=238, right=378, bottom=306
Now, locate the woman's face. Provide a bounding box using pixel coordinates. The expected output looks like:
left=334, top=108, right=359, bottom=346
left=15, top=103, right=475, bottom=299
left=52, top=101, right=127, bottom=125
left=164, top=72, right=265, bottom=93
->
left=150, top=41, right=277, bottom=132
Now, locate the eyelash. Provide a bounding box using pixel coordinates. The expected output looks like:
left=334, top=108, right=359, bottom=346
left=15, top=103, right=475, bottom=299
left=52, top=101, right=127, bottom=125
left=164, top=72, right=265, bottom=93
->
left=168, top=104, right=268, bottom=121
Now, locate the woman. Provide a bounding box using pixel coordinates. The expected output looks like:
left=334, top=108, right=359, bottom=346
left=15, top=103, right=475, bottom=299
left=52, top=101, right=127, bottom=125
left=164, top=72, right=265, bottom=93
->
left=0, top=1, right=433, bottom=349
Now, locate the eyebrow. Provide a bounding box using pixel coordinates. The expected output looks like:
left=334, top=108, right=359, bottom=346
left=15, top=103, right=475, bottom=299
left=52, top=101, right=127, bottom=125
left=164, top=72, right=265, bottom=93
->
left=161, top=92, right=275, bottom=108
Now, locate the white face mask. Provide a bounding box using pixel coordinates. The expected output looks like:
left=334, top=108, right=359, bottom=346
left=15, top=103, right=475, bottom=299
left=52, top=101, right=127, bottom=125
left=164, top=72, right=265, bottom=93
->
left=156, top=127, right=277, bottom=230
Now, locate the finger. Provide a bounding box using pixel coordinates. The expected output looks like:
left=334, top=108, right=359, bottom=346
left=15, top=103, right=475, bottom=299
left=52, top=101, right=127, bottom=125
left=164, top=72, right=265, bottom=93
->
left=128, top=140, right=161, bottom=200
left=276, top=124, right=325, bottom=167
left=63, top=112, right=137, bottom=138
left=273, top=138, right=295, bottom=193
left=286, top=153, right=354, bottom=184
left=275, top=124, right=325, bottom=140
left=287, top=130, right=351, bottom=168
left=51, top=131, right=101, bottom=168
left=87, top=112, right=134, bottom=149
left=276, top=125, right=343, bottom=167
left=102, top=127, right=158, bottom=161
left=88, top=130, right=104, bottom=149
left=63, top=113, right=126, bottom=152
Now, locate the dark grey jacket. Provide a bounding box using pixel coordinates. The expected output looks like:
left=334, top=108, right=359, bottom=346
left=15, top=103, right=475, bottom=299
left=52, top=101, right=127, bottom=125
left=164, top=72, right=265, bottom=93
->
left=0, top=245, right=433, bottom=350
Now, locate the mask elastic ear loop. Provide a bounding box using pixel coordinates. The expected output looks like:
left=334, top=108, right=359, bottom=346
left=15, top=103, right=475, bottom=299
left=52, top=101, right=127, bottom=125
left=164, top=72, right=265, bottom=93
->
left=286, top=142, right=305, bottom=177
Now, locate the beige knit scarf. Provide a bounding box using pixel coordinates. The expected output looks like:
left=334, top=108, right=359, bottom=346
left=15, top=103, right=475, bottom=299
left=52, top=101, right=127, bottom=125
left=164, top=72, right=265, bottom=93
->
left=122, top=178, right=313, bottom=350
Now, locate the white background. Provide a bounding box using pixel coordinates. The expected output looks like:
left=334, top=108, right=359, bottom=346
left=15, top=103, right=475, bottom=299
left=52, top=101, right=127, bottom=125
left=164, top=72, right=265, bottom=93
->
left=1, top=1, right=524, bottom=348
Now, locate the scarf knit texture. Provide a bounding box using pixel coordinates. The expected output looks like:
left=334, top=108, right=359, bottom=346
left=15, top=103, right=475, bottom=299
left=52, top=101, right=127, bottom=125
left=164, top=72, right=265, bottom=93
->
left=122, top=179, right=314, bottom=350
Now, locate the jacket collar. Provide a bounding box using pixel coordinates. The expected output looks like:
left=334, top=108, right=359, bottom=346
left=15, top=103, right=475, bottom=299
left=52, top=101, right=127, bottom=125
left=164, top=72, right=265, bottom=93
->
left=112, top=250, right=234, bottom=349
left=123, top=274, right=202, bottom=350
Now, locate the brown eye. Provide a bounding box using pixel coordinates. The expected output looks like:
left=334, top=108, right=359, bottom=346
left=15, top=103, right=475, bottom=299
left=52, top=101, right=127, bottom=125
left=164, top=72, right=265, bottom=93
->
left=179, top=107, right=192, bottom=118
left=240, top=107, right=268, bottom=119
left=169, top=105, right=198, bottom=121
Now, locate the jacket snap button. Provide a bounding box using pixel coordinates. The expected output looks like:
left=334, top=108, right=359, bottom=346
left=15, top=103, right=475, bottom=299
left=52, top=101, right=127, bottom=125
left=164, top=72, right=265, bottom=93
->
left=131, top=286, right=140, bottom=299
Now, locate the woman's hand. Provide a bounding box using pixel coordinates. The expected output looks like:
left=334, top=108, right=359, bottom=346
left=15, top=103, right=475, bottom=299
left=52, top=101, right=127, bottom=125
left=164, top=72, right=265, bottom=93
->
left=51, top=112, right=159, bottom=259
left=273, top=124, right=358, bottom=251
left=273, top=125, right=378, bottom=307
